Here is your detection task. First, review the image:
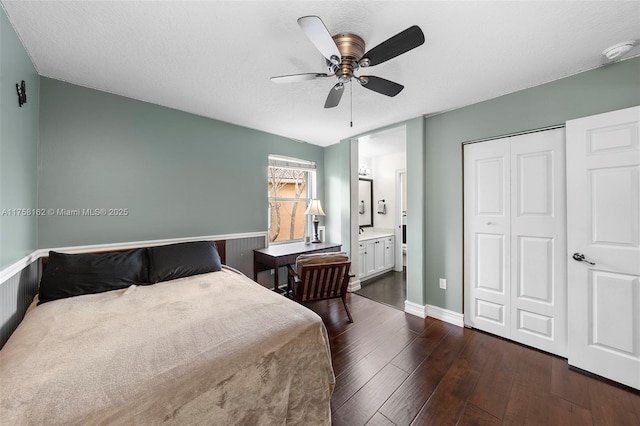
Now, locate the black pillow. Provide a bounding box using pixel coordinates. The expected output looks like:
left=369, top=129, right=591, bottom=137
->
left=38, top=249, right=148, bottom=305
left=147, top=241, right=222, bottom=283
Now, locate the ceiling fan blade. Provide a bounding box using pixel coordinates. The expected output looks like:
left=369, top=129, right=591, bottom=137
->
left=324, top=83, right=344, bottom=108
left=271, top=73, right=331, bottom=83
left=358, top=76, right=404, bottom=97
left=298, top=16, right=341, bottom=64
left=361, top=26, right=425, bottom=67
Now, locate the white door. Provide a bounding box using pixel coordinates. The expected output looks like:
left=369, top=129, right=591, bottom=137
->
left=464, top=137, right=511, bottom=339
left=464, top=129, right=567, bottom=357
left=566, top=106, right=640, bottom=390
left=509, top=129, right=567, bottom=356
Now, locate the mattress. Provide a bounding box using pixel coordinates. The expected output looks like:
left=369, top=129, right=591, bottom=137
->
left=0, top=267, right=335, bottom=425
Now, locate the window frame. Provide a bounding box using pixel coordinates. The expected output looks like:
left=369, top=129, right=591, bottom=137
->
left=267, top=156, right=316, bottom=245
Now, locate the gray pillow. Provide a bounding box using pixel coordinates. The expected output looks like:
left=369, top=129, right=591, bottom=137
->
left=38, top=249, right=148, bottom=305
left=147, top=241, right=222, bottom=283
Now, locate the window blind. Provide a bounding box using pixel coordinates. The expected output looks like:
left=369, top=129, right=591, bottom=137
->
left=268, top=155, right=316, bottom=171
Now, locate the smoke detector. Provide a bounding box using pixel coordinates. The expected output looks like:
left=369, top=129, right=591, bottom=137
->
left=602, top=41, right=636, bottom=60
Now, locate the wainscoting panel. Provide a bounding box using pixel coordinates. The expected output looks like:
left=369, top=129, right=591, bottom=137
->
left=225, top=235, right=266, bottom=277
left=0, top=260, right=40, bottom=349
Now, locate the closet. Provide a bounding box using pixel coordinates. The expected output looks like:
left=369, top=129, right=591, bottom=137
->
left=464, top=128, right=567, bottom=357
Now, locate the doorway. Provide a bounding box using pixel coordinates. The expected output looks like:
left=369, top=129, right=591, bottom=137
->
left=354, top=126, right=407, bottom=309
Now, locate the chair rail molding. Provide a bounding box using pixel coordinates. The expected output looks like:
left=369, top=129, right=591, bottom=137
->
left=0, top=231, right=268, bottom=285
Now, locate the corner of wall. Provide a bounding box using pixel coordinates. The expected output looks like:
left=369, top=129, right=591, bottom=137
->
left=0, top=7, right=40, bottom=270
left=405, top=117, right=427, bottom=306
left=323, top=139, right=353, bottom=257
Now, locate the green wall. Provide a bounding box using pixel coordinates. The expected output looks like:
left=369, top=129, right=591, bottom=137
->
left=38, top=78, right=325, bottom=247
left=324, top=140, right=352, bottom=255
left=403, top=117, right=426, bottom=304
left=422, top=58, right=640, bottom=313
left=0, top=7, right=39, bottom=269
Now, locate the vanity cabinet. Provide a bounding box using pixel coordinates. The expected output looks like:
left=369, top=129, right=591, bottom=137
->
left=358, top=242, right=367, bottom=279
left=358, top=235, right=395, bottom=281
left=384, top=237, right=394, bottom=269
left=365, top=240, right=377, bottom=275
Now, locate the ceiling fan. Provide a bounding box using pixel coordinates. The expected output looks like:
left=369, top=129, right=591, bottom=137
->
left=271, top=16, right=425, bottom=109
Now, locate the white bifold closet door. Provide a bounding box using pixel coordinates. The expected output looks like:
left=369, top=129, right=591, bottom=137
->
left=464, top=128, right=567, bottom=357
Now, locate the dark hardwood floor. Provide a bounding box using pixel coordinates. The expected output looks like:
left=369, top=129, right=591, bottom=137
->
left=305, top=293, right=640, bottom=426
left=356, top=270, right=406, bottom=310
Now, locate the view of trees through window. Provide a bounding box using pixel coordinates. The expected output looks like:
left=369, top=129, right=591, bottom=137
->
left=268, top=167, right=309, bottom=243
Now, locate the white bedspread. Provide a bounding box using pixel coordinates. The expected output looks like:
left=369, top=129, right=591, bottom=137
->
left=0, top=267, right=335, bottom=425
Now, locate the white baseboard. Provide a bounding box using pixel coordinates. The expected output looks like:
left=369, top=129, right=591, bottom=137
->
left=426, top=304, right=464, bottom=327
left=360, top=266, right=394, bottom=283
left=0, top=232, right=268, bottom=285
left=404, top=301, right=464, bottom=327
left=404, top=300, right=427, bottom=318
left=348, top=279, right=361, bottom=293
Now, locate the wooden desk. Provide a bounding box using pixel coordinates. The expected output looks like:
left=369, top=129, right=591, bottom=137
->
left=253, top=242, right=342, bottom=291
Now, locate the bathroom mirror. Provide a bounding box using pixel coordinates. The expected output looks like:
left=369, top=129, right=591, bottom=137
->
left=358, top=178, right=373, bottom=227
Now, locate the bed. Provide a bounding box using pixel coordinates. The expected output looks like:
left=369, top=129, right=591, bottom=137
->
left=0, top=240, right=335, bottom=425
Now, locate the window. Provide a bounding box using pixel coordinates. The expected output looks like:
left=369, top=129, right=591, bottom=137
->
left=268, top=155, right=316, bottom=243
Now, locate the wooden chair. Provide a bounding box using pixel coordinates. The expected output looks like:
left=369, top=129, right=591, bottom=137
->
left=287, top=260, right=354, bottom=323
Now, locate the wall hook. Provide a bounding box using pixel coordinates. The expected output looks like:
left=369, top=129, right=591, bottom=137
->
left=16, top=80, right=27, bottom=107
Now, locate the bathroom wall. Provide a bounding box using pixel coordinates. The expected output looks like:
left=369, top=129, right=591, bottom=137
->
left=358, top=156, right=372, bottom=177
left=371, top=151, right=406, bottom=230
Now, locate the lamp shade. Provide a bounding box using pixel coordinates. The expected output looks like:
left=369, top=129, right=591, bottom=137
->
left=304, top=199, right=325, bottom=216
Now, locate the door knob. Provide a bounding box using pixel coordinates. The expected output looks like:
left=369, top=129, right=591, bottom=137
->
left=572, top=253, right=595, bottom=265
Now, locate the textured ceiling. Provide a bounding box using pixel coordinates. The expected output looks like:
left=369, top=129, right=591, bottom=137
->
left=359, top=127, right=406, bottom=158
left=2, top=1, right=639, bottom=147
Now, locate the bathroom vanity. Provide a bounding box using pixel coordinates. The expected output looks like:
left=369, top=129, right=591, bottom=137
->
left=358, top=232, right=395, bottom=281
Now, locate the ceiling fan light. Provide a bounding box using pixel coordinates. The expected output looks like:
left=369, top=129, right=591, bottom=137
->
left=602, top=41, right=635, bottom=60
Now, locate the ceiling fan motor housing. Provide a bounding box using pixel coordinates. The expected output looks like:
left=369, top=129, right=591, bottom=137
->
left=332, top=33, right=366, bottom=81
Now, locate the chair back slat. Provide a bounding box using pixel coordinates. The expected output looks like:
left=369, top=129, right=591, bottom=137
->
left=307, top=268, right=317, bottom=300
left=296, top=261, right=351, bottom=302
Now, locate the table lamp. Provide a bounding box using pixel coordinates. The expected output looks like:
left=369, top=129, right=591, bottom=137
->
left=305, top=199, right=325, bottom=243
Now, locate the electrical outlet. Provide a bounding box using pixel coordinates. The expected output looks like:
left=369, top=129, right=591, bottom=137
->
left=439, top=278, right=447, bottom=289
